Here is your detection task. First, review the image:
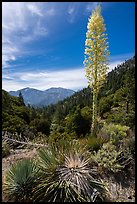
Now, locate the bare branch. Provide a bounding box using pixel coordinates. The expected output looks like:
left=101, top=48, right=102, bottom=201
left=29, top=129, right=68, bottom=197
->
left=2, top=136, right=47, bottom=147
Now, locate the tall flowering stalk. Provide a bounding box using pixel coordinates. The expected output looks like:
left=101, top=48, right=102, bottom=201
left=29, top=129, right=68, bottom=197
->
left=84, top=5, right=110, bottom=136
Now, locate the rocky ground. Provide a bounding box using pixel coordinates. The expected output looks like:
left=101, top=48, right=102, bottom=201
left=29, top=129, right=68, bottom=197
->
left=2, top=148, right=135, bottom=202
left=104, top=168, right=135, bottom=202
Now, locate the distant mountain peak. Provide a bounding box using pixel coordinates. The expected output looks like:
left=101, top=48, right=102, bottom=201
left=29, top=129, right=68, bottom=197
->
left=9, top=87, right=75, bottom=107
left=23, top=87, right=30, bottom=91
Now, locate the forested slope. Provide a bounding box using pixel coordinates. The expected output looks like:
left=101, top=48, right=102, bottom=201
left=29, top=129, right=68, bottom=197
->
left=2, top=56, right=135, bottom=140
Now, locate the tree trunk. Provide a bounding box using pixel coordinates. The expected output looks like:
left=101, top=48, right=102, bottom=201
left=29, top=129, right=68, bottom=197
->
left=126, top=99, right=129, bottom=114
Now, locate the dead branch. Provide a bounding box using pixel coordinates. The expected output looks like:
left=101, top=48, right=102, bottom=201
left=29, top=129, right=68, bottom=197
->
left=2, top=136, right=47, bottom=147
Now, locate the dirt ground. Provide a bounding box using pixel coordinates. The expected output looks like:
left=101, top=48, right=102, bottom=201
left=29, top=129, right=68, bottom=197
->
left=104, top=170, right=135, bottom=202
left=2, top=148, right=37, bottom=177
left=2, top=148, right=135, bottom=202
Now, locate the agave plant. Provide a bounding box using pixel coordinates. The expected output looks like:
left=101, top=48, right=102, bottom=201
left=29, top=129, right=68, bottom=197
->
left=3, top=158, right=39, bottom=202
left=34, top=140, right=107, bottom=202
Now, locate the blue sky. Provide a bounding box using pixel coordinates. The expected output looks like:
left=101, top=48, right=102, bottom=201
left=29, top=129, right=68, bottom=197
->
left=2, top=2, right=135, bottom=91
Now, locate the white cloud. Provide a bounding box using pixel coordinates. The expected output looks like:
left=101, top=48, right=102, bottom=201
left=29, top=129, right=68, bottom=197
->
left=86, top=2, right=98, bottom=12
left=67, top=3, right=82, bottom=23
left=85, top=2, right=112, bottom=14
left=68, top=7, right=75, bottom=15
left=2, top=3, right=134, bottom=92
left=108, top=60, right=123, bottom=72
left=2, top=67, right=87, bottom=91
left=67, top=6, right=76, bottom=23
left=2, top=2, right=87, bottom=69
left=2, top=2, right=105, bottom=69
left=2, top=59, right=126, bottom=92
left=2, top=80, right=25, bottom=91
left=107, top=52, right=134, bottom=72
left=2, top=2, right=56, bottom=68
left=27, top=4, right=43, bottom=17
left=33, top=21, right=49, bottom=37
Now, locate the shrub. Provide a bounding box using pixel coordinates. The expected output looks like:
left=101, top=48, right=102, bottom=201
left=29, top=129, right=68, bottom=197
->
left=93, top=142, right=132, bottom=173
left=118, top=129, right=135, bottom=157
left=48, top=131, right=76, bottom=144
left=85, top=136, right=106, bottom=152
left=105, top=110, right=135, bottom=129
left=127, top=136, right=135, bottom=157
left=98, top=123, right=129, bottom=145
left=99, top=95, right=113, bottom=117
left=3, top=159, right=39, bottom=202
left=2, top=142, right=10, bottom=158
left=32, top=132, right=47, bottom=145
left=34, top=141, right=107, bottom=202
left=30, top=118, right=50, bottom=136
left=65, top=108, right=91, bottom=137
left=20, top=125, right=34, bottom=140
left=124, top=111, right=135, bottom=129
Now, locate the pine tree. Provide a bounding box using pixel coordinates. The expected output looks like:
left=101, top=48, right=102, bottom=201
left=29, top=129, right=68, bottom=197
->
left=84, top=4, right=110, bottom=136
left=19, top=91, right=25, bottom=106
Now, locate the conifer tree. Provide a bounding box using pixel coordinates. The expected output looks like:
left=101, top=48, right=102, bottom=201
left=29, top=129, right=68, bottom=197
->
left=19, top=91, right=25, bottom=106
left=84, top=4, right=110, bottom=136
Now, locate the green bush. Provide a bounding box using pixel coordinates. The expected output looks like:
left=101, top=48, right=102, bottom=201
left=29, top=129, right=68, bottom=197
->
left=127, top=136, right=135, bottom=157
left=118, top=129, right=135, bottom=157
left=65, top=108, right=91, bottom=137
left=48, top=131, right=76, bottom=144
left=85, top=135, right=106, bottom=152
left=124, top=111, right=135, bottom=128
left=2, top=142, right=10, bottom=158
left=98, top=123, right=129, bottom=145
left=106, top=110, right=135, bottom=128
left=99, top=95, right=113, bottom=117
left=2, top=115, right=26, bottom=135
left=32, top=132, right=48, bottom=145
left=30, top=118, right=50, bottom=136
left=93, top=142, right=132, bottom=173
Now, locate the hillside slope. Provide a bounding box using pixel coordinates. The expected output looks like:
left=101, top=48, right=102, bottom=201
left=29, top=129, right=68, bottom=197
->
left=43, top=57, right=135, bottom=130
left=2, top=57, right=135, bottom=138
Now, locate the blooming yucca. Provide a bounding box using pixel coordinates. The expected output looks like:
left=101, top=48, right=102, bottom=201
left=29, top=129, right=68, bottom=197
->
left=84, top=4, right=110, bottom=136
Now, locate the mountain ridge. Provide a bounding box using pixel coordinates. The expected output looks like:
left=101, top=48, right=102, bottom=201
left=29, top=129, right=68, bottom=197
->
left=9, top=87, right=75, bottom=107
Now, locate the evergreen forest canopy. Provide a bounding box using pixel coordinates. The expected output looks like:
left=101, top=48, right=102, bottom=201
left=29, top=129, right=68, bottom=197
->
left=2, top=56, right=135, bottom=141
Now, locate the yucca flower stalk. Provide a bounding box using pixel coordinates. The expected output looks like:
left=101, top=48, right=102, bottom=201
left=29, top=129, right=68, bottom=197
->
left=84, top=4, right=110, bottom=137
left=34, top=141, right=106, bottom=202
left=3, top=159, right=40, bottom=202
